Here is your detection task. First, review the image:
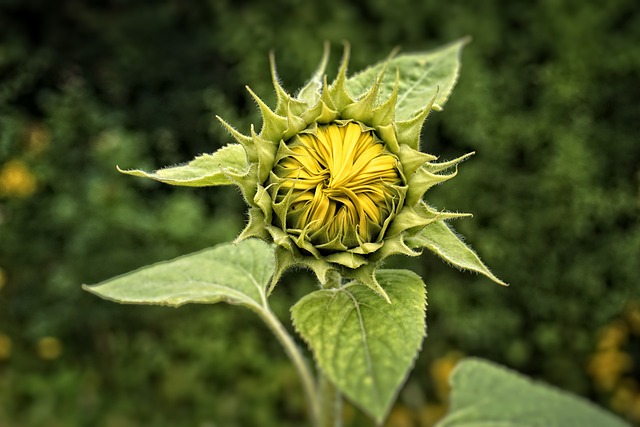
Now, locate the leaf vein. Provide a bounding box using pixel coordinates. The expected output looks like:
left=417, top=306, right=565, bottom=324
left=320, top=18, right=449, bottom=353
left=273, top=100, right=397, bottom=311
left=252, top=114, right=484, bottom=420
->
left=396, top=63, right=434, bottom=113
left=343, top=288, right=381, bottom=406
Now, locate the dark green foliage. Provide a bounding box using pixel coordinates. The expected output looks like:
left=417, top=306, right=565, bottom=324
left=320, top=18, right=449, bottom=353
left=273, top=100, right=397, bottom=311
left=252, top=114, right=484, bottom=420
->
left=1, top=0, right=638, bottom=425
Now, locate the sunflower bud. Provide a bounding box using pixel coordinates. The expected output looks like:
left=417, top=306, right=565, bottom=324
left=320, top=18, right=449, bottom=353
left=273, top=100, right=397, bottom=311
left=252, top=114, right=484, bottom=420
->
left=122, top=41, right=506, bottom=298
left=269, top=120, right=406, bottom=254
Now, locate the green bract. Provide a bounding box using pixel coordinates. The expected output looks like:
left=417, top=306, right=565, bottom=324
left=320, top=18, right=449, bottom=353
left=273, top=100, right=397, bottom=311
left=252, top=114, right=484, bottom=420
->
left=120, top=40, right=506, bottom=300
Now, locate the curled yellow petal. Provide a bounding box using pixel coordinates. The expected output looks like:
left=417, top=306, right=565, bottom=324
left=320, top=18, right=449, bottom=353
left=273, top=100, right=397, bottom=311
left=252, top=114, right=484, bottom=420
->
left=270, top=121, right=405, bottom=251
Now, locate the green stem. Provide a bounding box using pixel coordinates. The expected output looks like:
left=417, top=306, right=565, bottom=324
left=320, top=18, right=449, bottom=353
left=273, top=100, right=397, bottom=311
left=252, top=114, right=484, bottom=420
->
left=324, top=270, right=342, bottom=289
left=260, top=308, right=321, bottom=425
left=319, top=373, right=342, bottom=427
left=260, top=271, right=344, bottom=427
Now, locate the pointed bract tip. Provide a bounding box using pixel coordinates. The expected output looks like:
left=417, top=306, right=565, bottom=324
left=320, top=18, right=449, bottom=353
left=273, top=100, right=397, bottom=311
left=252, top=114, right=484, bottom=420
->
left=337, top=41, right=351, bottom=79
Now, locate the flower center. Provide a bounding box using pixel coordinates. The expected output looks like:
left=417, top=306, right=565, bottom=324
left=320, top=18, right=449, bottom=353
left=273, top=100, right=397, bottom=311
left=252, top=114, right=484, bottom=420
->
left=270, top=121, right=403, bottom=251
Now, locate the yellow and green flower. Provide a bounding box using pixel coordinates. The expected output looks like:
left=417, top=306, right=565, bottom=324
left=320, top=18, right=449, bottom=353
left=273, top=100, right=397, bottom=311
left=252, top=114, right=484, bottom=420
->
left=121, top=41, right=505, bottom=299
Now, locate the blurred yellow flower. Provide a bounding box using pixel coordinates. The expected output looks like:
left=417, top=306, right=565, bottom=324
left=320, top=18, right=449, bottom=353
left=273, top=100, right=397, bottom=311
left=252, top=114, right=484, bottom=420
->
left=625, top=302, right=640, bottom=336
left=419, top=403, right=447, bottom=427
left=630, top=395, right=640, bottom=424
left=430, top=351, right=463, bottom=401
left=37, top=336, right=63, bottom=360
left=588, top=302, right=640, bottom=423
left=0, top=333, right=11, bottom=360
left=609, top=380, right=640, bottom=424
left=26, top=123, right=51, bottom=154
left=0, top=159, right=37, bottom=198
left=0, top=267, right=6, bottom=291
left=597, top=321, right=629, bottom=351
left=384, top=405, right=414, bottom=427
left=588, top=349, right=633, bottom=391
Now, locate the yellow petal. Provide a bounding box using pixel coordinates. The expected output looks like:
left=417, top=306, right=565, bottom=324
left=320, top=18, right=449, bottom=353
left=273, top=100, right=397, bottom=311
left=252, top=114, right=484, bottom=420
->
left=270, top=121, right=404, bottom=251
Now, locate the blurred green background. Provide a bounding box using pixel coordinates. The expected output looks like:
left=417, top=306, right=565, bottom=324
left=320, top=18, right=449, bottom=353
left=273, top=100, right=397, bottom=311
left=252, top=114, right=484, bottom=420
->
left=1, top=0, right=639, bottom=425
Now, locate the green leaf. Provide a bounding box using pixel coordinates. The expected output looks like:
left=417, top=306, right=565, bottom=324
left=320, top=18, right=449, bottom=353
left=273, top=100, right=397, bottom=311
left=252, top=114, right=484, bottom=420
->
left=118, top=144, right=248, bottom=187
left=346, top=38, right=468, bottom=121
left=437, top=358, right=630, bottom=427
left=291, top=269, right=426, bottom=423
left=406, top=220, right=507, bottom=286
left=83, top=239, right=274, bottom=310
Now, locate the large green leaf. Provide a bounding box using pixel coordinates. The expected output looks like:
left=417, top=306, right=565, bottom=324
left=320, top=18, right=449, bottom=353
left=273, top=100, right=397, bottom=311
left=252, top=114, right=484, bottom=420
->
left=437, top=358, right=630, bottom=427
left=406, top=220, right=507, bottom=286
left=346, top=38, right=468, bottom=121
left=83, top=239, right=273, bottom=310
left=291, top=269, right=426, bottom=423
left=118, top=144, right=248, bottom=187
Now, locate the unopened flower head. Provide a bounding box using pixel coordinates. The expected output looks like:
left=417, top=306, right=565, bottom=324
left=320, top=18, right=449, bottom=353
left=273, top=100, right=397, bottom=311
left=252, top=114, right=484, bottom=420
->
left=118, top=40, right=507, bottom=297
left=216, top=44, right=471, bottom=296
left=269, top=121, right=405, bottom=252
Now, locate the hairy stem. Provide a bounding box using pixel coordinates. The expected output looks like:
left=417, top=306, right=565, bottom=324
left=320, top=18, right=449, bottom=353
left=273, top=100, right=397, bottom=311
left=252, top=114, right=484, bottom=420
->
left=319, top=373, right=343, bottom=427
left=260, top=308, right=320, bottom=425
